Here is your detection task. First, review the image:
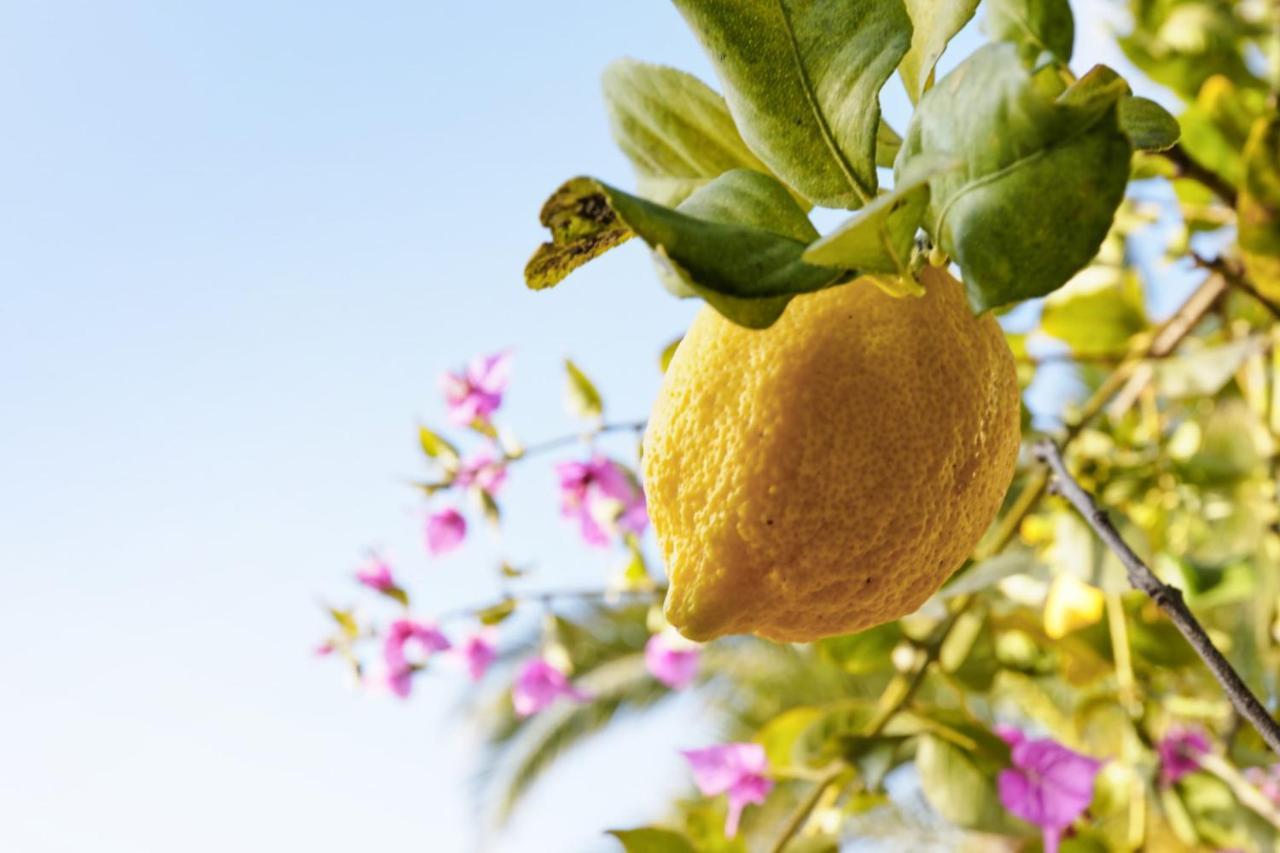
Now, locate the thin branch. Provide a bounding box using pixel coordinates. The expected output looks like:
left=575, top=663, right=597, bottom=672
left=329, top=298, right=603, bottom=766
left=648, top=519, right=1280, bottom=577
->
left=1034, top=439, right=1280, bottom=758
left=1192, top=252, right=1280, bottom=320
left=1165, top=144, right=1239, bottom=207
left=434, top=585, right=664, bottom=625
left=767, top=763, right=847, bottom=853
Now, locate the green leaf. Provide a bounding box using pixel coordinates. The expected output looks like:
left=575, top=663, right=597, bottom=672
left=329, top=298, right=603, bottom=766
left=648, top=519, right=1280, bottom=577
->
left=563, top=358, right=604, bottom=420
left=802, top=162, right=937, bottom=277
left=1119, top=4, right=1261, bottom=102
left=916, top=734, right=1021, bottom=833
left=816, top=623, right=903, bottom=675
left=1239, top=115, right=1280, bottom=256
left=1039, top=267, right=1147, bottom=356
left=1154, top=336, right=1266, bottom=399
left=1117, top=96, right=1181, bottom=151
left=982, top=0, right=1074, bottom=62
left=1178, top=75, right=1267, bottom=192
left=526, top=171, right=846, bottom=328
left=876, top=120, right=903, bottom=168
left=477, top=598, right=517, bottom=626
left=899, top=0, right=980, bottom=103
left=670, top=0, right=912, bottom=208
left=601, top=60, right=771, bottom=207
left=607, top=828, right=697, bottom=853
left=899, top=44, right=1132, bottom=311
left=659, top=336, right=682, bottom=373
left=418, top=426, right=459, bottom=466
left=328, top=606, right=359, bottom=639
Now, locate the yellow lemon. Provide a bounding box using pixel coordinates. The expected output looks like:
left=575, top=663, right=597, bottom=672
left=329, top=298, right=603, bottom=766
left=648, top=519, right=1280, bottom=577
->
left=643, top=267, right=1021, bottom=643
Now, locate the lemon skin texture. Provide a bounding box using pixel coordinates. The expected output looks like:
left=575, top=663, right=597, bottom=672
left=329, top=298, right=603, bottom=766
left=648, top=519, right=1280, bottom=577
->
left=643, top=267, right=1021, bottom=643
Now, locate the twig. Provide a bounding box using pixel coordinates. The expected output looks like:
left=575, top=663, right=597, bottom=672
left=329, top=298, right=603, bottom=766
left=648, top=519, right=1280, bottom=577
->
left=1034, top=439, right=1280, bottom=758
left=1165, top=144, right=1239, bottom=207
left=434, top=585, right=664, bottom=625
left=767, top=763, right=846, bottom=853
left=1192, top=252, right=1280, bottom=321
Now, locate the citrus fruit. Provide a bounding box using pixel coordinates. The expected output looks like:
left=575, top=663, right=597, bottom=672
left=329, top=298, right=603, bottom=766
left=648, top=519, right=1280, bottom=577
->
left=643, top=267, right=1021, bottom=643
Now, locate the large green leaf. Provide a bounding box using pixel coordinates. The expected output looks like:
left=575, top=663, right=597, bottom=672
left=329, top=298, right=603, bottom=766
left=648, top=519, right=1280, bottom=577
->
left=601, top=60, right=771, bottom=207
left=898, top=0, right=980, bottom=103
left=670, top=0, right=912, bottom=209
left=898, top=44, right=1132, bottom=311
left=526, top=170, right=847, bottom=327
left=915, top=733, right=1020, bottom=834
left=982, top=0, right=1074, bottom=62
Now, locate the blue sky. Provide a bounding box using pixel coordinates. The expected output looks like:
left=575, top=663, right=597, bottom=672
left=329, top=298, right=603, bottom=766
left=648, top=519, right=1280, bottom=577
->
left=0, top=2, right=1185, bottom=851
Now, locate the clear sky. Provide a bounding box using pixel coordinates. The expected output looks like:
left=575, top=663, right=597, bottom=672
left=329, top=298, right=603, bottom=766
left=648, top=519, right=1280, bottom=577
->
left=0, top=2, right=1180, bottom=851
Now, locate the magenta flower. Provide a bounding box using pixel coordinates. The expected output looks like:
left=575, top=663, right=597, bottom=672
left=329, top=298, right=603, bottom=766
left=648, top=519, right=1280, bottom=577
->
left=355, top=556, right=396, bottom=592
left=996, top=727, right=1103, bottom=853
left=682, top=743, right=773, bottom=838
left=555, top=455, right=648, bottom=547
left=456, top=630, right=498, bottom=681
left=511, top=657, right=588, bottom=717
left=314, top=641, right=334, bottom=656
left=425, top=507, right=467, bottom=556
left=382, top=618, right=451, bottom=698
left=455, top=452, right=507, bottom=495
left=645, top=633, right=700, bottom=689
left=1158, top=727, right=1210, bottom=787
left=440, top=350, right=512, bottom=426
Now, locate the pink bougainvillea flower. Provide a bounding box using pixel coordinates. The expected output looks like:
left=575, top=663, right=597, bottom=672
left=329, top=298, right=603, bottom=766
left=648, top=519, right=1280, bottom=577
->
left=1158, top=727, right=1210, bottom=787
left=456, top=630, right=498, bottom=681
left=555, top=455, right=648, bottom=547
left=511, top=657, right=588, bottom=717
left=645, top=632, right=700, bottom=689
left=455, top=452, right=507, bottom=495
left=314, top=641, right=334, bottom=657
left=439, top=350, right=512, bottom=426
left=425, top=508, right=467, bottom=556
left=382, top=618, right=451, bottom=698
left=355, top=556, right=396, bottom=592
left=681, top=742, right=773, bottom=838
left=996, top=727, right=1103, bottom=853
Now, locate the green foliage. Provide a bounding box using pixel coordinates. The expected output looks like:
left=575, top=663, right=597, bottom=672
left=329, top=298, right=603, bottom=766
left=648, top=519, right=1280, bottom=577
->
left=602, top=60, right=771, bottom=207
left=1239, top=116, right=1280, bottom=256
left=669, top=0, right=911, bottom=208
left=607, top=827, right=697, bottom=853
left=527, top=172, right=844, bottom=328
left=563, top=358, right=604, bottom=421
left=898, top=0, right=980, bottom=103
left=899, top=45, right=1132, bottom=311
left=1117, top=96, right=1181, bottom=152
left=982, top=0, right=1074, bottom=63
left=1039, top=268, right=1147, bottom=356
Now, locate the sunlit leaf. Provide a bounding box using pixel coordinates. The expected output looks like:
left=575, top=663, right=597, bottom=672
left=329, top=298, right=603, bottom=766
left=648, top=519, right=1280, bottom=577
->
left=607, top=827, right=697, bottom=853
left=1154, top=336, right=1266, bottom=399
left=982, top=0, right=1075, bottom=63
left=564, top=358, right=604, bottom=421
left=477, top=598, right=518, bottom=626
left=418, top=426, right=459, bottom=466
left=670, top=0, right=912, bottom=208
left=602, top=60, right=771, bottom=207
left=898, top=0, right=980, bottom=103
left=899, top=45, right=1132, bottom=311
left=1039, top=267, right=1147, bottom=356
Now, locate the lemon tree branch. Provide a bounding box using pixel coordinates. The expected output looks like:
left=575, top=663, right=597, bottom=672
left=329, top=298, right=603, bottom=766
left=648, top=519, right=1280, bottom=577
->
left=1035, top=438, right=1280, bottom=758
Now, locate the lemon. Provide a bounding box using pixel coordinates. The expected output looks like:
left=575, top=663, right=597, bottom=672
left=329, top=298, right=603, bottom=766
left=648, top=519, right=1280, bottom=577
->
left=644, top=267, right=1021, bottom=643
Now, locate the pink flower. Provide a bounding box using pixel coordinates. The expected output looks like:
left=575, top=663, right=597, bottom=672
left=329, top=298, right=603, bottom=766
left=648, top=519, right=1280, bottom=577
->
left=440, top=350, right=512, bottom=426
left=355, top=556, right=396, bottom=592
left=645, top=633, right=699, bottom=689
left=511, top=657, right=588, bottom=717
left=996, top=727, right=1103, bottom=853
left=382, top=618, right=450, bottom=698
left=1158, top=727, right=1210, bottom=787
left=457, top=630, right=497, bottom=681
left=681, top=743, right=773, bottom=838
left=455, top=452, right=507, bottom=495
left=425, top=508, right=467, bottom=555
left=314, top=641, right=334, bottom=656
left=555, top=455, right=648, bottom=547
left=1245, top=764, right=1280, bottom=804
